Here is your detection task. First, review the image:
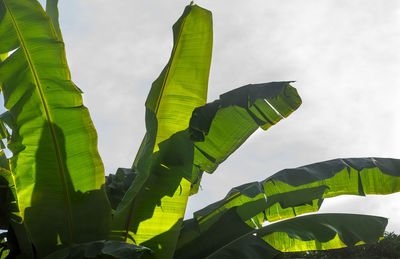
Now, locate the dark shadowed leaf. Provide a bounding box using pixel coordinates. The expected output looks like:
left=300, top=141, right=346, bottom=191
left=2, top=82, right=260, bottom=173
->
left=105, top=168, right=136, bottom=210
left=43, top=240, right=154, bottom=259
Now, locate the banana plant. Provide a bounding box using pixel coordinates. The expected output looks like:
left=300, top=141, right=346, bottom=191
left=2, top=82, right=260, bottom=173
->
left=0, top=1, right=399, bottom=259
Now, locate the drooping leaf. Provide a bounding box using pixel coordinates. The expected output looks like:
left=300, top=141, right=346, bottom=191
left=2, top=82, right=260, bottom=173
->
left=43, top=240, right=154, bottom=259
left=209, top=213, right=387, bottom=258
left=178, top=157, right=400, bottom=255
left=0, top=0, right=111, bottom=256
left=258, top=213, right=387, bottom=252
left=112, top=4, right=213, bottom=257
left=189, top=81, right=301, bottom=174
left=262, top=157, right=400, bottom=222
left=190, top=157, right=400, bottom=233
left=176, top=206, right=387, bottom=258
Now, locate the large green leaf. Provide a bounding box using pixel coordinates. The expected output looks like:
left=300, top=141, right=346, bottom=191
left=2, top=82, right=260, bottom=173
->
left=176, top=207, right=387, bottom=258
left=257, top=213, right=387, bottom=252
left=187, top=81, right=301, bottom=195
left=185, top=157, right=400, bottom=245
left=0, top=0, right=111, bottom=256
left=174, top=208, right=279, bottom=259
left=189, top=81, right=301, bottom=174
left=112, top=4, right=213, bottom=258
left=206, top=213, right=387, bottom=259
left=44, top=240, right=154, bottom=259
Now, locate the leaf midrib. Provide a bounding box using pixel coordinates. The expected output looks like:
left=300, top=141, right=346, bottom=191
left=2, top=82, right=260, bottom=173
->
left=4, top=0, right=74, bottom=243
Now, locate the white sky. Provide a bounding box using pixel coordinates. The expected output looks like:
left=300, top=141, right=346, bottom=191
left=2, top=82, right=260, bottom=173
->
left=34, top=0, right=400, bottom=232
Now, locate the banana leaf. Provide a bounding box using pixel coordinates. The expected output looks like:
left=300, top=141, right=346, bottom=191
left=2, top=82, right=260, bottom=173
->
left=45, top=0, right=62, bottom=41
left=189, top=81, right=301, bottom=174
left=204, top=213, right=387, bottom=259
left=43, top=240, right=154, bottom=259
left=187, top=81, right=301, bottom=195
left=0, top=0, right=111, bottom=256
left=111, top=4, right=213, bottom=258
left=186, top=157, right=400, bottom=243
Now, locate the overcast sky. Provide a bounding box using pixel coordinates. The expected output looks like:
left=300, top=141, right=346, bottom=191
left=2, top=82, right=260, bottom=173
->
left=34, top=0, right=400, bottom=232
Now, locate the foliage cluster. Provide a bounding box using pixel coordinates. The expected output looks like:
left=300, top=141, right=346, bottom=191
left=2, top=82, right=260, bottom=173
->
left=285, top=232, right=400, bottom=259
left=0, top=1, right=399, bottom=259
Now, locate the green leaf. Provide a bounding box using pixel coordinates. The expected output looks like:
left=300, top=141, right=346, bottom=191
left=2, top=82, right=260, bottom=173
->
left=258, top=213, right=387, bottom=252
left=189, top=82, right=301, bottom=174
left=263, top=157, right=400, bottom=222
left=189, top=157, right=400, bottom=236
left=175, top=208, right=269, bottom=259
left=112, top=4, right=213, bottom=258
left=43, top=240, right=154, bottom=259
left=177, top=208, right=387, bottom=258
left=0, top=0, right=111, bottom=256
left=45, top=0, right=62, bottom=41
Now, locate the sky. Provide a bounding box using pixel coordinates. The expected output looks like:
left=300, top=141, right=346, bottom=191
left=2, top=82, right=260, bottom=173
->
left=33, top=0, right=400, bottom=232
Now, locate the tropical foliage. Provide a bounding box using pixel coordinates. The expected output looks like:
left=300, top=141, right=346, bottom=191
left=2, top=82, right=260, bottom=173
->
left=285, top=232, right=400, bottom=259
left=0, top=1, right=399, bottom=259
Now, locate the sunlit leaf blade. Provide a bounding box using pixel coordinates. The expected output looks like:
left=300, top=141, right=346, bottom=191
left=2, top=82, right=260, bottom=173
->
left=45, top=0, right=62, bottom=41
left=0, top=0, right=111, bottom=256
left=189, top=82, right=301, bottom=174
left=144, top=4, right=213, bottom=149
left=177, top=209, right=387, bottom=258
left=258, top=213, right=387, bottom=252
left=43, top=240, right=154, bottom=259
left=112, top=4, right=212, bottom=257
left=209, top=213, right=387, bottom=258
left=263, top=157, right=400, bottom=222
left=188, top=157, right=400, bottom=242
